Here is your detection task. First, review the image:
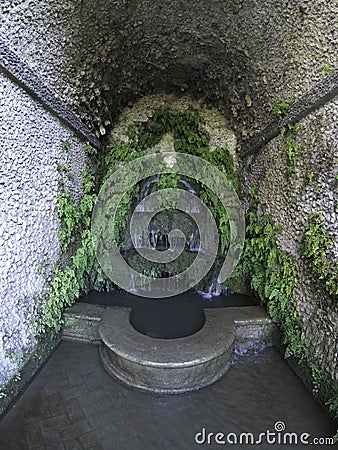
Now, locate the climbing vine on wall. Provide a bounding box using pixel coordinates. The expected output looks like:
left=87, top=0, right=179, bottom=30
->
left=301, top=213, right=338, bottom=302
left=34, top=164, right=107, bottom=334
left=281, top=123, right=301, bottom=173
left=226, top=191, right=338, bottom=418
left=102, top=106, right=238, bottom=254
left=270, top=100, right=302, bottom=174
left=227, top=193, right=305, bottom=360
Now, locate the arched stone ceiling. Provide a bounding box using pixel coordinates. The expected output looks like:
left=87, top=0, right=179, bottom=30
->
left=1, top=0, right=337, bottom=141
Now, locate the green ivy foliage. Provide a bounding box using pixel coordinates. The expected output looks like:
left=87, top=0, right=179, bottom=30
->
left=227, top=202, right=305, bottom=360
left=226, top=194, right=337, bottom=418
left=35, top=167, right=105, bottom=334
left=301, top=213, right=338, bottom=301
left=270, top=98, right=294, bottom=116
left=133, top=107, right=210, bottom=153
left=107, top=107, right=239, bottom=255
left=281, top=123, right=301, bottom=173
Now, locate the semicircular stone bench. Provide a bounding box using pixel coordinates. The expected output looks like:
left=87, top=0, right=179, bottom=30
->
left=99, top=306, right=276, bottom=394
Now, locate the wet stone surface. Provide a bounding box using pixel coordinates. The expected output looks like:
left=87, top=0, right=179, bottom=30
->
left=0, top=341, right=336, bottom=449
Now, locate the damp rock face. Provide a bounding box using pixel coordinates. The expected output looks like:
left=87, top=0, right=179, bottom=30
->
left=0, top=72, right=87, bottom=387
left=243, top=98, right=338, bottom=382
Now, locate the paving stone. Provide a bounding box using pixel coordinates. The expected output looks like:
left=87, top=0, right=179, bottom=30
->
left=40, top=414, right=70, bottom=433
left=44, top=377, right=73, bottom=396
left=91, top=425, right=121, bottom=450
left=0, top=341, right=336, bottom=450
left=65, top=397, right=87, bottom=424
left=24, top=422, right=46, bottom=449
left=34, top=392, right=65, bottom=420
left=79, top=435, right=103, bottom=450
left=40, top=429, right=65, bottom=450
left=60, top=384, right=90, bottom=402
left=61, top=437, right=85, bottom=450
left=58, top=418, right=93, bottom=442
left=82, top=371, right=112, bottom=393
left=78, top=431, right=104, bottom=450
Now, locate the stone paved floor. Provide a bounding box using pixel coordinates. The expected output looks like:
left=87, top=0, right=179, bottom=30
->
left=0, top=341, right=336, bottom=450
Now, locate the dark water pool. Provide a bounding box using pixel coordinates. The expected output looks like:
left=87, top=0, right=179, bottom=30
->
left=80, top=290, right=258, bottom=339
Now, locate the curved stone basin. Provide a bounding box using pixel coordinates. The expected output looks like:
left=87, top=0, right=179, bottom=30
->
left=99, top=306, right=275, bottom=394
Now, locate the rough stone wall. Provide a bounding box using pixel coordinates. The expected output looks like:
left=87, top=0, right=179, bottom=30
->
left=1, top=1, right=336, bottom=140
left=0, top=72, right=87, bottom=386
left=243, top=98, right=338, bottom=380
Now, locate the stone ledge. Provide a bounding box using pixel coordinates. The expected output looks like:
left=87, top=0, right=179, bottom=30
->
left=99, top=305, right=277, bottom=393
left=61, top=303, right=277, bottom=393
left=100, top=339, right=233, bottom=394
left=62, top=303, right=108, bottom=344
left=100, top=307, right=235, bottom=367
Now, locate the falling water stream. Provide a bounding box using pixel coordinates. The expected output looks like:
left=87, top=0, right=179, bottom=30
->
left=86, top=174, right=250, bottom=338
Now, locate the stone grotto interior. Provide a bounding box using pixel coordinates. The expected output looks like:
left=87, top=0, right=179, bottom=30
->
left=0, top=1, right=337, bottom=448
